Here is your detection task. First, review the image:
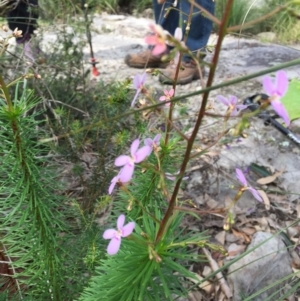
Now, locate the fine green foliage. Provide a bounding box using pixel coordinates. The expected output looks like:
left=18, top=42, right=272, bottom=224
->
left=215, top=0, right=261, bottom=30
left=260, top=0, right=300, bottom=43
left=0, top=82, right=65, bottom=300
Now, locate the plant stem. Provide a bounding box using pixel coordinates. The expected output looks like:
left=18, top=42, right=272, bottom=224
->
left=165, top=2, right=194, bottom=146
left=155, top=0, right=235, bottom=243
left=0, top=74, right=13, bottom=110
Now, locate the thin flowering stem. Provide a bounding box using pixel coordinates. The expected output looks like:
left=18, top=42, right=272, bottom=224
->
left=164, top=56, right=181, bottom=146
left=155, top=0, right=235, bottom=243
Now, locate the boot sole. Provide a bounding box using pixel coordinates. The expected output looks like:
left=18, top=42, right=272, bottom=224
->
left=124, top=55, right=169, bottom=69
left=159, top=73, right=200, bottom=85
left=159, top=68, right=205, bottom=85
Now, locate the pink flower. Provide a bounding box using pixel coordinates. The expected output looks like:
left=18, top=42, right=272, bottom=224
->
left=131, top=73, right=146, bottom=107
left=103, top=214, right=135, bottom=255
left=144, top=134, right=161, bottom=156
left=114, top=139, right=151, bottom=182
left=262, top=70, right=290, bottom=126
left=216, top=95, right=247, bottom=116
left=235, top=168, right=262, bottom=202
left=159, top=88, right=174, bottom=107
left=108, top=173, right=122, bottom=195
left=145, top=24, right=167, bottom=56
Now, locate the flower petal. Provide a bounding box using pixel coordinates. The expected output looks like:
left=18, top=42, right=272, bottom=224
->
left=131, top=90, right=140, bottom=107
left=134, top=145, right=151, bottom=163
left=115, top=155, right=130, bottom=167
left=248, top=187, right=263, bottom=202
left=174, top=27, right=183, bottom=41
left=231, top=104, right=248, bottom=116
left=122, top=222, right=135, bottom=237
left=271, top=100, right=290, bottom=127
left=131, top=139, right=140, bottom=156
left=229, top=95, right=238, bottom=105
left=216, top=95, right=230, bottom=106
left=117, top=214, right=125, bottom=229
left=119, top=164, right=134, bottom=182
left=140, top=72, right=146, bottom=84
left=133, top=74, right=141, bottom=89
left=152, top=43, right=167, bottom=56
left=275, top=70, right=288, bottom=97
left=235, top=168, right=248, bottom=186
left=103, top=229, right=116, bottom=239
left=144, top=138, right=153, bottom=147
left=159, top=96, right=166, bottom=101
left=169, top=88, right=175, bottom=97
left=107, top=237, right=121, bottom=255
left=145, top=35, right=159, bottom=46
left=154, top=134, right=161, bottom=143
left=262, top=76, right=274, bottom=95
left=108, top=176, right=118, bottom=194
left=236, top=104, right=248, bottom=111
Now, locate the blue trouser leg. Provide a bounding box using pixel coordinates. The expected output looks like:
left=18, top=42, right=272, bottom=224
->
left=152, top=0, right=215, bottom=61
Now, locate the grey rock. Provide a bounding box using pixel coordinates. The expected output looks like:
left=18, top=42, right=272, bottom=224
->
left=227, top=231, right=293, bottom=301
left=257, top=32, right=276, bottom=42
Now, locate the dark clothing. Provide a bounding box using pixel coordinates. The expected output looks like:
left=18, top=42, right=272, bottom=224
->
left=7, top=0, right=39, bottom=43
left=153, top=0, right=215, bottom=61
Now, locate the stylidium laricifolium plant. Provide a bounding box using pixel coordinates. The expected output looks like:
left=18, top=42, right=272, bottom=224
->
left=76, top=3, right=299, bottom=298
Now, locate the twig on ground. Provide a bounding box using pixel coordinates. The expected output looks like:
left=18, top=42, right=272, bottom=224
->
left=203, top=247, right=233, bottom=299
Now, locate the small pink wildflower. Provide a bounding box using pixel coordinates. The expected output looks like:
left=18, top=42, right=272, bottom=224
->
left=103, top=214, right=135, bottom=255
left=159, top=88, right=174, bottom=107
left=108, top=173, right=122, bottom=195
left=216, top=95, right=247, bottom=116
left=145, top=24, right=167, bottom=56
left=114, top=139, right=151, bottom=182
left=262, top=70, right=290, bottom=126
left=131, top=73, right=147, bottom=107
left=236, top=168, right=262, bottom=202
left=144, top=134, right=161, bottom=156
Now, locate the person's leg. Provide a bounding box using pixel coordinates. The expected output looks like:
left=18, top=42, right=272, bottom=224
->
left=153, top=0, right=178, bottom=37
left=7, top=0, right=39, bottom=43
left=181, top=0, right=214, bottom=60
left=159, top=0, right=215, bottom=84
left=7, top=0, right=40, bottom=61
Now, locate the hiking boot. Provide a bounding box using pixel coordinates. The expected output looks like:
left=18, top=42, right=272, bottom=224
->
left=124, top=49, right=169, bottom=68
left=159, top=60, right=205, bottom=85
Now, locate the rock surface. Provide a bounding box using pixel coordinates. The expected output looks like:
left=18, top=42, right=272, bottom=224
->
left=227, top=231, right=293, bottom=301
